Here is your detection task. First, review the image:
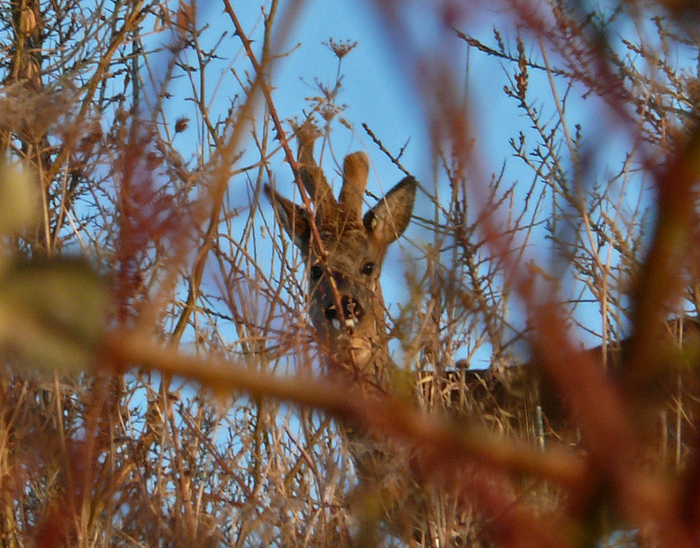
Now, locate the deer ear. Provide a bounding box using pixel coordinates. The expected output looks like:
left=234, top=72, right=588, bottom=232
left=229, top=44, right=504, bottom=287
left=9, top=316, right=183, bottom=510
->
left=363, top=176, right=416, bottom=247
left=264, top=184, right=311, bottom=253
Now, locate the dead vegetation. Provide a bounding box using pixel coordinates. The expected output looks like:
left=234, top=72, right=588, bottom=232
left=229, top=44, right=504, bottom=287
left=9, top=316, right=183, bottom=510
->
left=1, top=0, right=700, bottom=547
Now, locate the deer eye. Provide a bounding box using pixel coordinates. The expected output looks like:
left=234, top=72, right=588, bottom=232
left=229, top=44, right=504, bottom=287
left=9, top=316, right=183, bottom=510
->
left=309, top=264, right=323, bottom=281
left=360, top=262, right=375, bottom=276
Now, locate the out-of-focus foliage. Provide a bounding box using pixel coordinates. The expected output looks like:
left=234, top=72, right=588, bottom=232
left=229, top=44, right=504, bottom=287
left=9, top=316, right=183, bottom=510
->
left=1, top=0, right=700, bottom=547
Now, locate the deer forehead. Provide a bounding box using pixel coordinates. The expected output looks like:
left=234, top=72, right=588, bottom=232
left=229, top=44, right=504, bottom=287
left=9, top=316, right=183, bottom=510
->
left=315, top=229, right=382, bottom=269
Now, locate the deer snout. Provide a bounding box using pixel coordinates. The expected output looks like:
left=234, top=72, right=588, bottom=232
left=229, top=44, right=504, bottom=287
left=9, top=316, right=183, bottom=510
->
left=326, top=295, right=364, bottom=331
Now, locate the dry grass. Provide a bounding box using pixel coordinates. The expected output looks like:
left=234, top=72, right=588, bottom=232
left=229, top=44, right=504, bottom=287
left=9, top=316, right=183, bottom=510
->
left=1, top=0, right=700, bottom=547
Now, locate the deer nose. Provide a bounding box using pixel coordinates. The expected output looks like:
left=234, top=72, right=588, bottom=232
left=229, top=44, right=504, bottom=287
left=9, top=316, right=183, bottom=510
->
left=326, top=296, right=364, bottom=331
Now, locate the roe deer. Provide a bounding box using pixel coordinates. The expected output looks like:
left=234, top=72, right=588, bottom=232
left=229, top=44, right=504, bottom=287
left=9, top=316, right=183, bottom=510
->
left=265, top=124, right=415, bottom=389
left=264, top=122, right=700, bottom=546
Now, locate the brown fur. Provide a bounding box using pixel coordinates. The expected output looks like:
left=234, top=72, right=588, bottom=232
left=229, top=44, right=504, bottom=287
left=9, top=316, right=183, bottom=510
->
left=265, top=125, right=415, bottom=385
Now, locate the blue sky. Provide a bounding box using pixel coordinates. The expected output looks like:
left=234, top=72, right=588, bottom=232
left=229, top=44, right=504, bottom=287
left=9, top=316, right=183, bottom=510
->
left=148, top=1, right=669, bottom=366
left=268, top=0, right=432, bottom=184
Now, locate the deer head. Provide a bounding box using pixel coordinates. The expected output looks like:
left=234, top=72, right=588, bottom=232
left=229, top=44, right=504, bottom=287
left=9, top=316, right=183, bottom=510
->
left=265, top=128, right=416, bottom=383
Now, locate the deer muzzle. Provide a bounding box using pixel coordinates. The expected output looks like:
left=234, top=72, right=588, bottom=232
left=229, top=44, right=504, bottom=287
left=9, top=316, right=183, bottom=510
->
left=326, top=295, right=365, bottom=331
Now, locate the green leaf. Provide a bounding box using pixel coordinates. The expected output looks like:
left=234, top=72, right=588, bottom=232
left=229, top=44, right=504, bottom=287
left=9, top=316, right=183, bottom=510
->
left=0, top=257, right=107, bottom=375
left=0, top=162, right=38, bottom=235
